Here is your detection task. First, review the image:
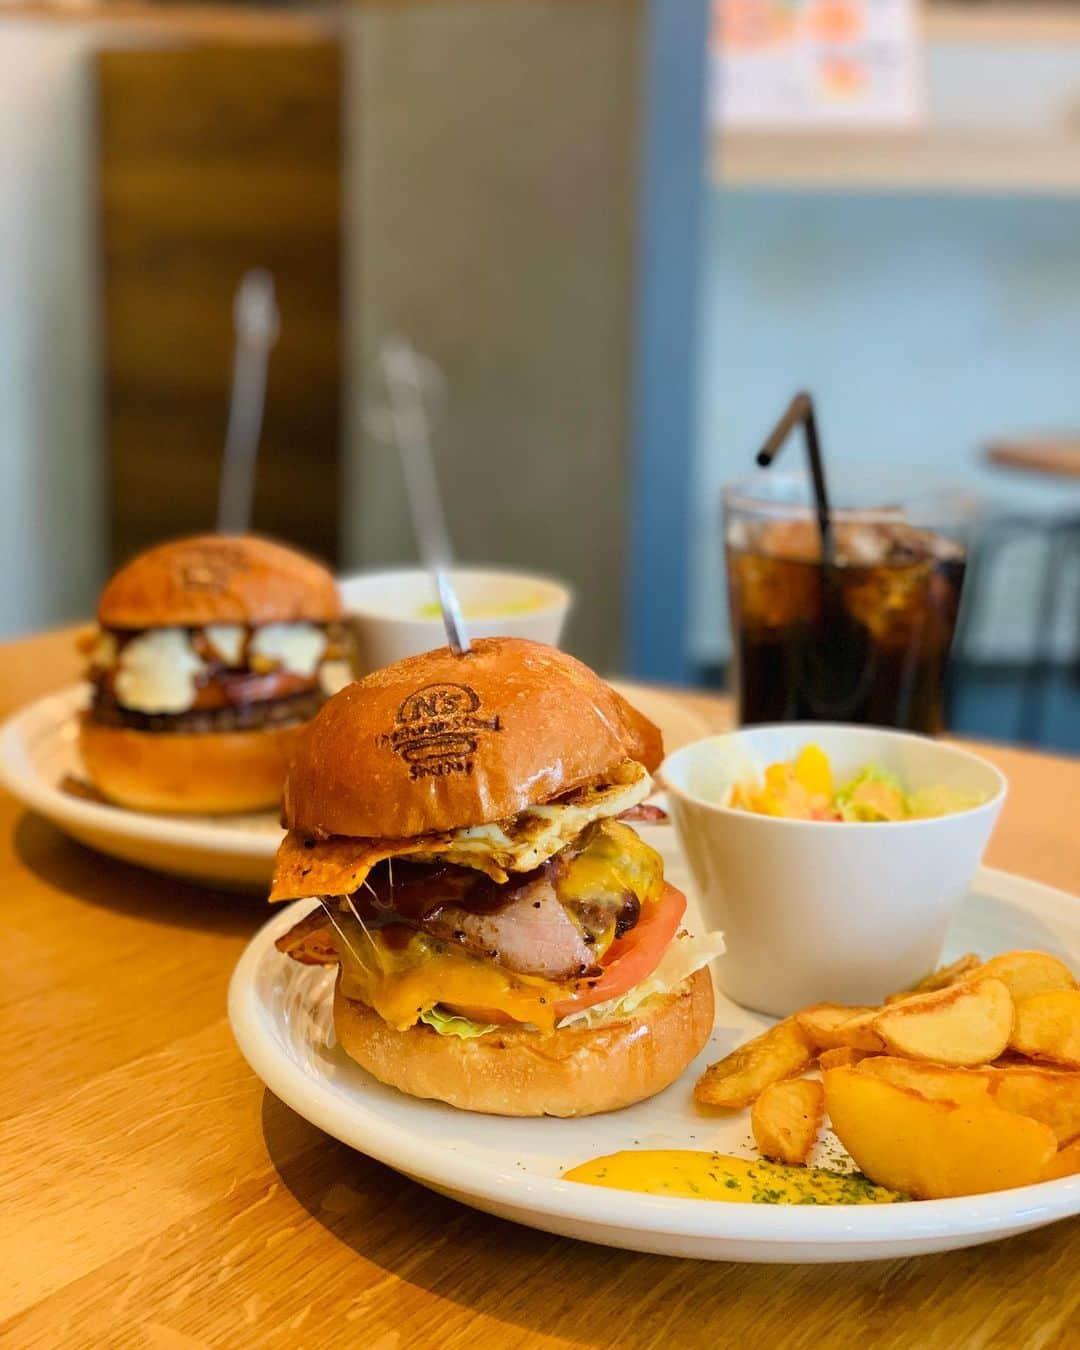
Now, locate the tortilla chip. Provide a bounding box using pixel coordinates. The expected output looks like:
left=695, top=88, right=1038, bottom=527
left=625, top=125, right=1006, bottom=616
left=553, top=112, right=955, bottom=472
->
left=270, top=831, right=434, bottom=903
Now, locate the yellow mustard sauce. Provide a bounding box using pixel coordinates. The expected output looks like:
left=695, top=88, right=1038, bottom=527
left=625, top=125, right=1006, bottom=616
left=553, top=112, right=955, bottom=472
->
left=563, top=1151, right=902, bottom=1205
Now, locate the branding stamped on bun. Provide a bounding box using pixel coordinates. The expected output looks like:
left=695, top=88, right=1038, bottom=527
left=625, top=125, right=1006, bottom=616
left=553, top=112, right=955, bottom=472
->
left=376, top=682, right=503, bottom=780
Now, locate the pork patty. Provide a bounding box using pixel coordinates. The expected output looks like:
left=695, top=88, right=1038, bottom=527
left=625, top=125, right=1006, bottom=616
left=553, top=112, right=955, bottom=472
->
left=423, top=870, right=600, bottom=981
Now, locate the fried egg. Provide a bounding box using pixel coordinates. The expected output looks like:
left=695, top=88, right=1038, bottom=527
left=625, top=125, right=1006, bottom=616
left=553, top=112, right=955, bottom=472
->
left=413, top=763, right=652, bottom=874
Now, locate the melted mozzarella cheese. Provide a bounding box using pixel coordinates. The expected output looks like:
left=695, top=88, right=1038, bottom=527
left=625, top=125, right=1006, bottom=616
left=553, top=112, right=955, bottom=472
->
left=249, top=623, right=327, bottom=677
left=114, top=628, right=206, bottom=713
left=318, top=659, right=353, bottom=697
left=414, top=766, right=652, bottom=874
left=203, top=623, right=246, bottom=666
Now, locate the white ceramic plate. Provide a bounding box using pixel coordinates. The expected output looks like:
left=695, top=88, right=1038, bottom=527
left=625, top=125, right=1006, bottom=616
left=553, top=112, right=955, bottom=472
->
left=228, top=825, right=1080, bottom=1263
left=0, top=682, right=707, bottom=892
left=0, top=685, right=281, bottom=890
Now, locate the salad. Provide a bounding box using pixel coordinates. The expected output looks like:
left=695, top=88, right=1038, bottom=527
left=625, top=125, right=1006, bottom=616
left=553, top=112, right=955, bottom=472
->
left=728, top=744, right=986, bottom=822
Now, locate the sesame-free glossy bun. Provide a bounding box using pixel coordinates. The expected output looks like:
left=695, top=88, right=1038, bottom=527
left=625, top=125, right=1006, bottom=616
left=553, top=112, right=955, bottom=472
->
left=97, top=534, right=341, bottom=629
left=333, top=966, right=714, bottom=1117
left=79, top=717, right=308, bottom=814
left=281, top=637, right=663, bottom=840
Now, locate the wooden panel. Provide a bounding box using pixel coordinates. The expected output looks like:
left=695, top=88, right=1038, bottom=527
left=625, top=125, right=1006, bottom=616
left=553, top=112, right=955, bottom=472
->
left=347, top=1, right=642, bottom=672
left=97, top=39, right=342, bottom=567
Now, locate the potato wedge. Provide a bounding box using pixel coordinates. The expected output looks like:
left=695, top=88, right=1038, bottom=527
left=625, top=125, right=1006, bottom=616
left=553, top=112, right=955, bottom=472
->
left=795, top=1004, right=885, bottom=1052
left=823, top=1067, right=1057, bottom=1199
left=818, top=1046, right=870, bottom=1071
left=885, top=952, right=981, bottom=1004
left=832, top=1010, right=891, bottom=1052
left=859, top=1057, right=1080, bottom=1141
left=971, top=951, right=1077, bottom=1004
left=751, top=1079, right=825, bottom=1165
left=695, top=1018, right=814, bottom=1109
left=1009, top=989, right=1080, bottom=1069
left=857, top=1056, right=992, bottom=1106
left=1041, top=1137, right=1080, bottom=1182
left=989, top=1051, right=1068, bottom=1070
left=984, top=1065, right=1080, bottom=1144
left=872, top=978, right=1013, bottom=1066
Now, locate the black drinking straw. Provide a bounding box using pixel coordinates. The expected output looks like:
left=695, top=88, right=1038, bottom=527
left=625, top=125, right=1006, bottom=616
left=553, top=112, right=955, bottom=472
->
left=755, top=391, right=834, bottom=566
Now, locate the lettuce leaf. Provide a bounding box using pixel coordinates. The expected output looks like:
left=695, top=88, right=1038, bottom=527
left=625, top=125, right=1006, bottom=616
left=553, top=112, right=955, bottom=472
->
left=556, top=929, right=726, bottom=1030
left=418, top=1007, right=500, bottom=1039
left=835, top=766, right=906, bottom=822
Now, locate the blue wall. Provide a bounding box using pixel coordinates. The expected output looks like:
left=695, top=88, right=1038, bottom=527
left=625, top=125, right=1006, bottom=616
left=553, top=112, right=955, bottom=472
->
left=691, top=189, right=1080, bottom=669
left=626, top=0, right=709, bottom=684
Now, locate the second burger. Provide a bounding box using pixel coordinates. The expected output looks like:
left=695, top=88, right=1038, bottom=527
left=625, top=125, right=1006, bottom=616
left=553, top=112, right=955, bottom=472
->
left=80, top=533, right=352, bottom=814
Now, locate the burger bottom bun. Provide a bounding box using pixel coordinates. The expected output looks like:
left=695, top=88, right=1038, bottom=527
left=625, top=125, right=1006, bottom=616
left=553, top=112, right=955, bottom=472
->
left=333, top=966, right=715, bottom=1117
left=79, top=716, right=308, bottom=814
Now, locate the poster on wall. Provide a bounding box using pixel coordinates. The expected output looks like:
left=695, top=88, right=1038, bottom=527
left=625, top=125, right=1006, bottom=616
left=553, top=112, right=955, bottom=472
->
left=713, top=0, right=924, bottom=128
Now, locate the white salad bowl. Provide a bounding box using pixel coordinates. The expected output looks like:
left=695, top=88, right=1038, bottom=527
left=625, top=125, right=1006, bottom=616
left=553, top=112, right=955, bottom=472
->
left=659, top=724, right=1006, bottom=1017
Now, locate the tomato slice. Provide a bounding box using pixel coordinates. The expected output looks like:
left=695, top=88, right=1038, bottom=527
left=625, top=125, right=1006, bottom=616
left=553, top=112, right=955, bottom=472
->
left=553, top=881, right=685, bottom=1021
left=447, top=882, right=686, bottom=1026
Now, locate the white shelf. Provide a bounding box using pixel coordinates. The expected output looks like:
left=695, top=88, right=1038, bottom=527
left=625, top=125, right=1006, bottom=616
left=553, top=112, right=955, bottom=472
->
left=927, top=4, right=1080, bottom=45
left=713, top=4, right=1080, bottom=194
left=714, top=131, right=1080, bottom=194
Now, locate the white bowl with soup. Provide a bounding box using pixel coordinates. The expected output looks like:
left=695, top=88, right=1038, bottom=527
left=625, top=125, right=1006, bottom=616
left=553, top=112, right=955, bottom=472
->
left=340, top=567, right=572, bottom=671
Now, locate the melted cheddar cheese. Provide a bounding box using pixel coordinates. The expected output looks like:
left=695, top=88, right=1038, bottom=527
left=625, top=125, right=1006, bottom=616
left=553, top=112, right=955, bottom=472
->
left=334, top=922, right=561, bottom=1032
left=556, top=820, right=663, bottom=916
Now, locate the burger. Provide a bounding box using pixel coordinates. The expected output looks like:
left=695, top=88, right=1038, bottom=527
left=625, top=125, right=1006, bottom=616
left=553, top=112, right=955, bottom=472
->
left=80, top=534, right=351, bottom=814
left=272, top=637, right=723, bottom=1116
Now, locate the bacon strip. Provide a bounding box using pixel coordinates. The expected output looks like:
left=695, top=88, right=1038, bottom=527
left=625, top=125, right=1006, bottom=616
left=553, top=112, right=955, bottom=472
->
left=618, top=803, right=669, bottom=823
left=275, top=908, right=339, bottom=965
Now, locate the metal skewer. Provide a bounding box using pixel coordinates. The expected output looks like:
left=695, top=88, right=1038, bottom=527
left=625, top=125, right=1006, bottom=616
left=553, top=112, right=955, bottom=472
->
left=216, top=269, right=281, bottom=535
left=372, top=335, right=470, bottom=655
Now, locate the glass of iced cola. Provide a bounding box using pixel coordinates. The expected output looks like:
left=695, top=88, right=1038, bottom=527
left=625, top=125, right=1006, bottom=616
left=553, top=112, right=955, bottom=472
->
left=723, top=472, right=974, bottom=733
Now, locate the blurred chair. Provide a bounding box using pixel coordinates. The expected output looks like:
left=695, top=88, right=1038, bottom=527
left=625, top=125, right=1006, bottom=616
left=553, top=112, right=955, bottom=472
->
left=952, top=508, right=1080, bottom=748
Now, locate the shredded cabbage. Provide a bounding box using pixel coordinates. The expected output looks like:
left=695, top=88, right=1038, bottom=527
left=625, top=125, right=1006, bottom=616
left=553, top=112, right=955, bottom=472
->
left=418, top=1007, right=500, bottom=1039
left=556, top=929, right=726, bottom=1030
left=835, top=766, right=906, bottom=822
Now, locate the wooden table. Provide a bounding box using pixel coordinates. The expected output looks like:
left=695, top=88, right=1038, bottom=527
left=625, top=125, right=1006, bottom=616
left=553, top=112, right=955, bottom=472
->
left=2, top=629, right=1078, bottom=1348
